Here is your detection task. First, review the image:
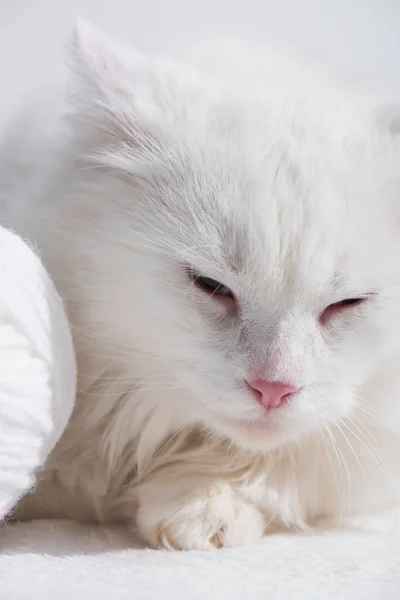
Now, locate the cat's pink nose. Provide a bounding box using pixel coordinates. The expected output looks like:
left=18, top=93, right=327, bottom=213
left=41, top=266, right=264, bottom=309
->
left=247, top=379, right=298, bottom=410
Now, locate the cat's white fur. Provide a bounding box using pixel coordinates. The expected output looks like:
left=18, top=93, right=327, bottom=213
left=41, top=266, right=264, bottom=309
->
left=2, top=20, right=400, bottom=550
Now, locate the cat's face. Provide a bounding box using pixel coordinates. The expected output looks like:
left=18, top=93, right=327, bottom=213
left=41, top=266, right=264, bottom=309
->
left=71, top=22, right=400, bottom=450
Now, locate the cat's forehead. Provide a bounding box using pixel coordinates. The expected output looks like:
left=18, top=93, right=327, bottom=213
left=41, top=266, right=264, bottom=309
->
left=137, top=101, right=389, bottom=299
left=174, top=133, right=352, bottom=294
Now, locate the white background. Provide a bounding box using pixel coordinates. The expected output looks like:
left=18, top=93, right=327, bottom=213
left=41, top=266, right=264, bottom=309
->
left=1, top=0, right=400, bottom=122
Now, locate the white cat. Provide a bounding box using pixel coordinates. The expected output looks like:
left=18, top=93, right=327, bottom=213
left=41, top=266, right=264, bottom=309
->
left=2, top=20, right=400, bottom=550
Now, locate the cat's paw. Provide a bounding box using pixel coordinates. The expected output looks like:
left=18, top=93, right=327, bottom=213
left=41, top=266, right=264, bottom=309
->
left=135, top=479, right=264, bottom=551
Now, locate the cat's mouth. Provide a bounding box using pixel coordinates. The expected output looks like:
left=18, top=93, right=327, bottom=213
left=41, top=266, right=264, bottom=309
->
left=209, top=383, right=349, bottom=451
left=210, top=404, right=299, bottom=450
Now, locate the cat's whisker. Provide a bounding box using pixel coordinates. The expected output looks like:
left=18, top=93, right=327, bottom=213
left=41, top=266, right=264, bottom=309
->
left=336, top=420, right=372, bottom=489
left=318, top=422, right=344, bottom=526
left=355, top=401, right=395, bottom=427
left=77, top=370, right=177, bottom=382
left=284, top=443, right=297, bottom=468
left=78, top=384, right=187, bottom=397
left=325, top=425, right=352, bottom=517
left=79, top=380, right=181, bottom=389
left=74, top=348, right=175, bottom=365
left=146, top=425, right=190, bottom=471
left=345, top=416, right=393, bottom=485
left=77, top=352, right=175, bottom=367
left=70, top=328, right=160, bottom=352
left=344, top=416, right=395, bottom=488
left=355, top=396, right=387, bottom=415
left=69, top=324, right=189, bottom=361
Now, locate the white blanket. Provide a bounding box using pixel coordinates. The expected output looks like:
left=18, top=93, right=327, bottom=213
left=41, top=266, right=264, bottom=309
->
left=0, top=227, right=75, bottom=519
left=1, top=520, right=400, bottom=599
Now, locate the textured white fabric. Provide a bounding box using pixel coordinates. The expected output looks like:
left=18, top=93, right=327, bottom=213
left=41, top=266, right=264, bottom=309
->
left=0, top=520, right=399, bottom=599
left=0, top=227, right=76, bottom=518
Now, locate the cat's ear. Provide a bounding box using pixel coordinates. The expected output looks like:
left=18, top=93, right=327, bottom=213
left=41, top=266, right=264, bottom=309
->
left=69, top=19, right=188, bottom=151
left=71, top=19, right=143, bottom=97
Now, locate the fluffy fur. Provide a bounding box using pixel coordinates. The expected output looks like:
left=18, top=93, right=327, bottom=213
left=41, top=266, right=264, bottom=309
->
left=2, top=20, right=400, bottom=550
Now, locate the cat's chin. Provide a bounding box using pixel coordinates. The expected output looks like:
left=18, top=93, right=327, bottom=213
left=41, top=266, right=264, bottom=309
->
left=210, top=413, right=306, bottom=452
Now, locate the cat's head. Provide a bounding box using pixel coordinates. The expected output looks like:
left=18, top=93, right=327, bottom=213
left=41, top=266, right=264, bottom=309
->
left=68, top=21, right=400, bottom=450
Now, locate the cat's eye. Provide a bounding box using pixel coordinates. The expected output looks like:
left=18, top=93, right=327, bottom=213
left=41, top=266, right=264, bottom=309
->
left=333, top=298, right=365, bottom=308
left=320, top=297, right=366, bottom=323
left=187, top=269, right=233, bottom=298
left=194, top=275, right=233, bottom=297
